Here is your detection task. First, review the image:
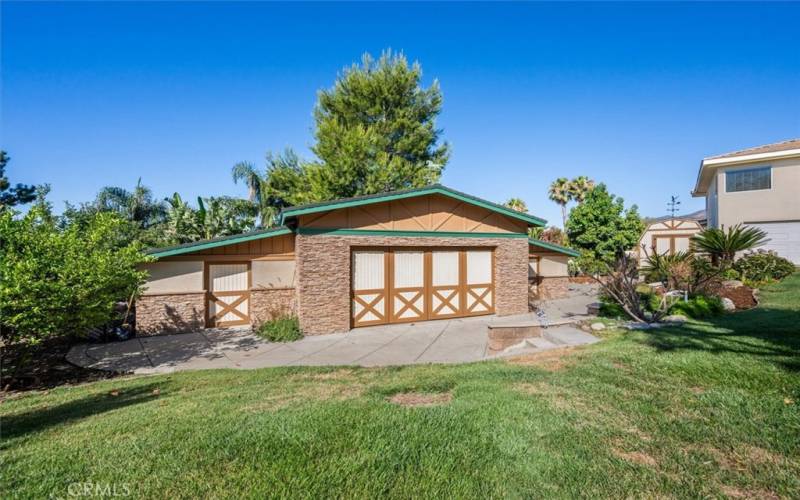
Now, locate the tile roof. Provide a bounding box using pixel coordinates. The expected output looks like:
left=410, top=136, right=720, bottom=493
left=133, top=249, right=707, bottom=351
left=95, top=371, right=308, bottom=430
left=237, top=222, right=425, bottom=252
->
left=706, top=138, right=800, bottom=160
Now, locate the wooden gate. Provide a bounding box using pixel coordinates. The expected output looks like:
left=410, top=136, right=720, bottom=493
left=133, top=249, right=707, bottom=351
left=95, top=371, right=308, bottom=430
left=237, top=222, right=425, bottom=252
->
left=206, top=263, right=250, bottom=328
left=351, top=248, right=494, bottom=328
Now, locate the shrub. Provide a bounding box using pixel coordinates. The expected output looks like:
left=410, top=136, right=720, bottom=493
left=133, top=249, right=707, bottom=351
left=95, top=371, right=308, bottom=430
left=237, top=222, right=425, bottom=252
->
left=733, top=250, right=795, bottom=283
left=668, top=295, right=724, bottom=319
left=256, top=315, right=303, bottom=342
left=599, top=301, right=626, bottom=318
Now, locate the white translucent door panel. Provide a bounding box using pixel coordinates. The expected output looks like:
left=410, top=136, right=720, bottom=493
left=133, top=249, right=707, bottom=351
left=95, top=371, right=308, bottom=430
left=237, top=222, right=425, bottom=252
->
left=394, top=251, right=424, bottom=288
left=466, top=250, right=492, bottom=284
left=209, top=264, right=248, bottom=291
left=432, top=251, right=459, bottom=286
left=353, top=251, right=385, bottom=290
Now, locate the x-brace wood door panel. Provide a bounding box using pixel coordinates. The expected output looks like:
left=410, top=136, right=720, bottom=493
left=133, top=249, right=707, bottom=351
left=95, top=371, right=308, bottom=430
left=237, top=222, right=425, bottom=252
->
left=206, top=263, right=250, bottom=328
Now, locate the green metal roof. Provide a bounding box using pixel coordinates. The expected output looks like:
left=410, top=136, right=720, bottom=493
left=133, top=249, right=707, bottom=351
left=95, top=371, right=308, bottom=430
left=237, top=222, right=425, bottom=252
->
left=528, top=238, right=581, bottom=257
left=146, top=227, right=293, bottom=259
left=278, top=184, right=547, bottom=227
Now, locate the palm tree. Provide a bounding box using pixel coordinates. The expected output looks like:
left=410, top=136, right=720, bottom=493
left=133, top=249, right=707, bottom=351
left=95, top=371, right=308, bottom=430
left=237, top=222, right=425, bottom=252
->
left=504, top=197, right=528, bottom=213
left=690, top=224, right=769, bottom=265
left=231, top=161, right=275, bottom=228
left=548, top=177, right=571, bottom=228
left=94, top=178, right=165, bottom=228
left=569, top=176, right=595, bottom=203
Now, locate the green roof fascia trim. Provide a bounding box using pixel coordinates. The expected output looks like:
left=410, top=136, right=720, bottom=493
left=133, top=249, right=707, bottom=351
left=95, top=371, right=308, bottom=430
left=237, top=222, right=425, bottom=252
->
left=528, top=238, right=581, bottom=257
left=147, top=228, right=293, bottom=259
left=298, top=228, right=529, bottom=239
left=278, top=185, right=547, bottom=227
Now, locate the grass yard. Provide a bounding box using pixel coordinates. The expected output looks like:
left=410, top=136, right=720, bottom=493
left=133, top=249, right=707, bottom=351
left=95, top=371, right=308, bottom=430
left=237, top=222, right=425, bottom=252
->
left=3, top=275, right=800, bottom=499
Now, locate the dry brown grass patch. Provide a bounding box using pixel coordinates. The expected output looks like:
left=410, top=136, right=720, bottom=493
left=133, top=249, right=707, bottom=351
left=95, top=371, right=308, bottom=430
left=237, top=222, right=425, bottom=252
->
left=720, top=485, right=780, bottom=500
left=388, top=392, right=452, bottom=407
left=612, top=447, right=658, bottom=467
left=243, top=383, right=365, bottom=412
left=506, top=347, right=580, bottom=372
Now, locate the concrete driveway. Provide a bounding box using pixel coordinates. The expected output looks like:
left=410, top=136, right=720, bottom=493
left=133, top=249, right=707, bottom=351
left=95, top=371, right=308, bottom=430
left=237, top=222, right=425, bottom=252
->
left=67, top=313, right=599, bottom=374
left=68, top=293, right=600, bottom=374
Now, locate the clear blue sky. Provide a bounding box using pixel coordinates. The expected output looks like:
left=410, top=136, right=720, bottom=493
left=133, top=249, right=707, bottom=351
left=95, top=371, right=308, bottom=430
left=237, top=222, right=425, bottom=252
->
left=3, top=2, right=799, bottom=227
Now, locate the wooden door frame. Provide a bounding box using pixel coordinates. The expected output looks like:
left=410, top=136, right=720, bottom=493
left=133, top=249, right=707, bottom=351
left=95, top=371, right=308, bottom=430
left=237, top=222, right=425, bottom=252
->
left=350, top=246, right=496, bottom=328
left=204, top=261, right=252, bottom=328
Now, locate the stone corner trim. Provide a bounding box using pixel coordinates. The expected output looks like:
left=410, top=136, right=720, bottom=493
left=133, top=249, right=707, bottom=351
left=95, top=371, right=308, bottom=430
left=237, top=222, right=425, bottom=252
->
left=136, top=292, right=205, bottom=336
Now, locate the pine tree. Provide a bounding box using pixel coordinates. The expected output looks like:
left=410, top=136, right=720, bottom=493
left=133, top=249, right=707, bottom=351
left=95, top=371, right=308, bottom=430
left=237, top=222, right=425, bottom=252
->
left=309, top=50, right=450, bottom=198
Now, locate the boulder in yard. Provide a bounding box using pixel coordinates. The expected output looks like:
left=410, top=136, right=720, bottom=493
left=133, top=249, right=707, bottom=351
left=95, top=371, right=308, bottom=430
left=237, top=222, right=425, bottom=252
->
left=710, top=281, right=758, bottom=310
left=590, top=322, right=606, bottom=332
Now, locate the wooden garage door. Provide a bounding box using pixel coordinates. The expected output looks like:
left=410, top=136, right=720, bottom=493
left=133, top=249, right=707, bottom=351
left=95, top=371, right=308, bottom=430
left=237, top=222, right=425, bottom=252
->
left=351, top=248, right=494, bottom=327
left=206, top=263, right=250, bottom=328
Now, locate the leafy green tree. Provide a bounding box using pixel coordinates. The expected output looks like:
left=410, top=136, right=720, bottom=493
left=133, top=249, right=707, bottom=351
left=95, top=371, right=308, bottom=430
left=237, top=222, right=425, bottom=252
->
left=163, top=194, right=257, bottom=244
left=309, top=50, right=450, bottom=198
left=566, top=183, right=644, bottom=266
left=548, top=177, right=571, bottom=228
left=0, top=206, right=150, bottom=347
left=0, top=151, right=38, bottom=209
left=690, top=224, right=768, bottom=266
left=504, top=198, right=528, bottom=213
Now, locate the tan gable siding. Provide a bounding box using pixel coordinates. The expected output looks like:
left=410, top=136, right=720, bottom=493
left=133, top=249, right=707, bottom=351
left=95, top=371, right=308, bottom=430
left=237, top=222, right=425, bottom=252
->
left=159, top=233, right=295, bottom=261
left=299, top=194, right=527, bottom=233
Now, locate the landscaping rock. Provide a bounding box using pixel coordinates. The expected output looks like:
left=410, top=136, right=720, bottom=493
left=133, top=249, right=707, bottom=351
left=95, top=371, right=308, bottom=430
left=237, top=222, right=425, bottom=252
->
left=662, top=314, right=688, bottom=324
left=710, top=281, right=758, bottom=310
left=587, top=302, right=602, bottom=315
left=721, top=297, right=736, bottom=312
left=590, top=322, right=606, bottom=332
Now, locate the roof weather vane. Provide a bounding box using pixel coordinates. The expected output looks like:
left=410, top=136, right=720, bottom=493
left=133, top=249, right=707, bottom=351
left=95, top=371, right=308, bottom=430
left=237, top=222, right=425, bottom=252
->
left=667, top=195, right=681, bottom=219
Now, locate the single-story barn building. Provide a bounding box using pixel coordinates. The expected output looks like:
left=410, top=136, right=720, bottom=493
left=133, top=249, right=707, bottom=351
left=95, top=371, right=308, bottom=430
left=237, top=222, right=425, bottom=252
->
left=137, top=185, right=580, bottom=336
left=636, top=217, right=704, bottom=268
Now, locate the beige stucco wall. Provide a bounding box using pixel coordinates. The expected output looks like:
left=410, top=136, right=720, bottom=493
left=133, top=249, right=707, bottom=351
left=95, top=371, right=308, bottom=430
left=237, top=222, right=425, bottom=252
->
left=252, top=260, right=296, bottom=289
left=713, top=157, right=800, bottom=228
left=141, top=261, right=204, bottom=294
left=531, top=255, right=569, bottom=277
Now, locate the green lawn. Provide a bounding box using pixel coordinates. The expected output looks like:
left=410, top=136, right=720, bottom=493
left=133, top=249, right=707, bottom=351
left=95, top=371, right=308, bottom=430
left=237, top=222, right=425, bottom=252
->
left=4, top=276, right=800, bottom=499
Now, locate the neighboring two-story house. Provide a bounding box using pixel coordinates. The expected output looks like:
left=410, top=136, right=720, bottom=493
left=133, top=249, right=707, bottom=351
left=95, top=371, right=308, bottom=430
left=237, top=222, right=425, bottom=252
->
left=692, top=139, right=800, bottom=264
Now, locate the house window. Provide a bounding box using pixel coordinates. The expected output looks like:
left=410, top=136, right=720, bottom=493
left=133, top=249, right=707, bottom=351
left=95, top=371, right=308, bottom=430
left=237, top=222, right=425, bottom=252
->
left=725, top=167, right=771, bottom=193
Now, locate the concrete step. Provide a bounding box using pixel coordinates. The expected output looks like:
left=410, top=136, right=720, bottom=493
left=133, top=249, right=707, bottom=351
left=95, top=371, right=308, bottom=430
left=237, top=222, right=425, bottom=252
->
left=543, top=326, right=600, bottom=346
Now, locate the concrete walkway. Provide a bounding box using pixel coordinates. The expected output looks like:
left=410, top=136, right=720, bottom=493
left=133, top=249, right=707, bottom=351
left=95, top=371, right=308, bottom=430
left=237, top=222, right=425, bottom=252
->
left=67, top=295, right=600, bottom=374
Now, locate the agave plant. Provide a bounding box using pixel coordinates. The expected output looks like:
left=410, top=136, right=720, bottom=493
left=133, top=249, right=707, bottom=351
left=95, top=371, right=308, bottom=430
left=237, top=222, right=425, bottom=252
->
left=690, top=224, right=768, bottom=266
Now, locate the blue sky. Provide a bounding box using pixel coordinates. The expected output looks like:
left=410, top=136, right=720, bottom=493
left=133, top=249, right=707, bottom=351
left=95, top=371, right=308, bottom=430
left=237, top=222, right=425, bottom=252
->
left=3, top=2, right=799, bottom=227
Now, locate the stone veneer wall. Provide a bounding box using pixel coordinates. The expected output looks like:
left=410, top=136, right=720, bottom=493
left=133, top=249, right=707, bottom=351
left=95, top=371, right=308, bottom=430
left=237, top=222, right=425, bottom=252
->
left=295, top=234, right=529, bottom=335
left=136, top=292, right=205, bottom=336
left=250, top=288, right=297, bottom=326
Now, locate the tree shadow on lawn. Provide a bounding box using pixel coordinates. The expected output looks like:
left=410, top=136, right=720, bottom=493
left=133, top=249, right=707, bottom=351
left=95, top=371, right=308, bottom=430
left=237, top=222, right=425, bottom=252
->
left=1, top=382, right=163, bottom=442
left=637, top=307, right=800, bottom=372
